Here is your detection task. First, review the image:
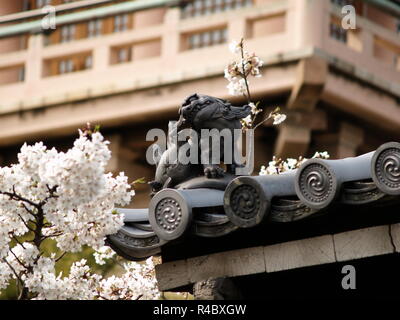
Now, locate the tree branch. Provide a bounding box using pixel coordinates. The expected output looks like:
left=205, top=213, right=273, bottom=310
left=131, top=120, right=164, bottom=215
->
left=239, top=39, right=251, bottom=104
left=253, top=114, right=273, bottom=130
left=9, top=247, right=29, bottom=270
left=12, top=236, right=26, bottom=249
left=55, top=252, right=66, bottom=263
left=21, top=202, right=36, bottom=217
left=33, top=207, right=45, bottom=248
left=0, top=189, right=39, bottom=209
left=39, top=184, right=58, bottom=206
left=17, top=213, right=35, bottom=232
left=2, top=258, right=28, bottom=300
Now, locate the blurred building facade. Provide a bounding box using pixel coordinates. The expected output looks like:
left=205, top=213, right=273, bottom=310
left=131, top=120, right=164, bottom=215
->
left=0, top=0, right=399, bottom=206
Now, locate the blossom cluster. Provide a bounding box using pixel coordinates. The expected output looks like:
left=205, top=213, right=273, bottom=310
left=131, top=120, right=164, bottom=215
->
left=30, top=255, right=158, bottom=300
left=0, top=129, right=161, bottom=300
left=224, top=40, right=263, bottom=97
left=0, top=131, right=131, bottom=254
left=241, top=106, right=287, bottom=130
left=95, top=256, right=159, bottom=300
left=224, top=39, right=286, bottom=130
left=259, top=151, right=330, bottom=175
left=8, top=249, right=160, bottom=300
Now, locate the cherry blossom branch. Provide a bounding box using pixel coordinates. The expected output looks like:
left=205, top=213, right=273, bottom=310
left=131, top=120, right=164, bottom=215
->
left=17, top=213, right=35, bottom=232
left=225, top=39, right=287, bottom=131
left=8, top=248, right=29, bottom=270
left=253, top=114, right=273, bottom=130
left=0, top=189, right=39, bottom=209
left=12, top=236, right=26, bottom=249
left=20, top=203, right=35, bottom=217
left=41, top=232, right=63, bottom=241
left=55, top=252, right=66, bottom=263
left=1, top=188, right=47, bottom=298
left=239, top=39, right=252, bottom=103
left=2, top=258, right=21, bottom=282
left=33, top=207, right=44, bottom=248
left=2, top=258, right=27, bottom=300
left=39, top=184, right=59, bottom=206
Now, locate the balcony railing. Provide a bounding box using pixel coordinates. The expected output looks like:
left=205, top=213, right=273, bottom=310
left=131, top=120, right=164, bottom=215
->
left=181, top=0, right=253, bottom=19
left=0, top=0, right=113, bottom=24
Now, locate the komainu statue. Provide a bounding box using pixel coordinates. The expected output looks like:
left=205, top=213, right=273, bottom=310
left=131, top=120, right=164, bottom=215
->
left=149, top=93, right=251, bottom=194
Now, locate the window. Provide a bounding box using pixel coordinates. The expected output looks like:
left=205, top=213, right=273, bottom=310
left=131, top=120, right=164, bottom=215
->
left=59, top=59, right=74, bottom=74
left=0, top=65, right=25, bottom=86
left=22, top=0, right=31, bottom=11
left=84, top=56, right=92, bottom=69
left=330, top=22, right=347, bottom=43
left=60, top=24, right=75, bottom=43
left=88, top=19, right=102, bottom=38
left=46, top=52, right=92, bottom=77
left=187, top=28, right=227, bottom=50
left=18, top=67, right=25, bottom=82
left=116, top=47, right=131, bottom=63
left=43, top=34, right=50, bottom=46
left=181, top=0, right=253, bottom=19
left=114, top=14, right=129, bottom=33
left=373, top=37, right=400, bottom=69
left=36, top=0, right=51, bottom=8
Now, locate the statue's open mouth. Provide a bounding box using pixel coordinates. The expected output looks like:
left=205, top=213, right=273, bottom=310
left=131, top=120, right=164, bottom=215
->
left=177, top=97, right=188, bottom=130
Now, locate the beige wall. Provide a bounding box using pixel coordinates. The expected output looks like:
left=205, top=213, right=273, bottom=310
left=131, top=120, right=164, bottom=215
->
left=0, top=35, right=27, bottom=54
left=0, top=65, right=23, bottom=85
left=365, top=4, right=398, bottom=32
left=248, top=13, right=286, bottom=38
left=133, top=7, right=166, bottom=29
left=132, top=39, right=162, bottom=60
left=0, top=0, right=23, bottom=16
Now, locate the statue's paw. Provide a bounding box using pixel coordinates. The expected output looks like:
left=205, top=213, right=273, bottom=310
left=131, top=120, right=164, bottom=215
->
left=149, top=180, right=162, bottom=192
left=204, top=166, right=225, bottom=179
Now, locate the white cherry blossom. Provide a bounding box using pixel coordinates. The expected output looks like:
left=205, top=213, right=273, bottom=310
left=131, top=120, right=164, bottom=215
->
left=224, top=40, right=285, bottom=130
left=0, top=129, right=160, bottom=300
left=272, top=113, right=287, bottom=125
left=94, top=246, right=116, bottom=265
left=260, top=152, right=330, bottom=175
left=229, top=40, right=242, bottom=54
